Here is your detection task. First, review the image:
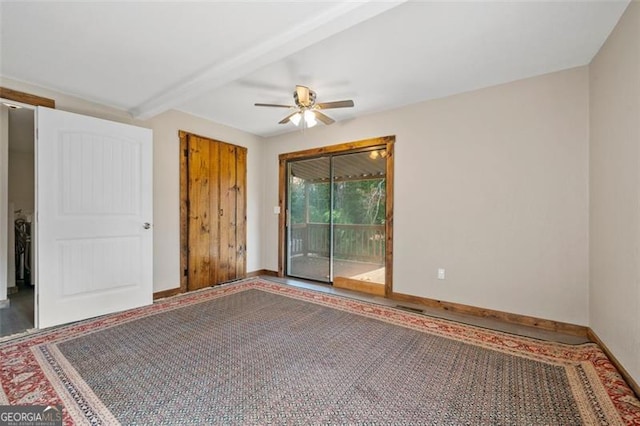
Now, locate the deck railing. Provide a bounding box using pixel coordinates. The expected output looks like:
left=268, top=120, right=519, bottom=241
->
left=290, top=223, right=385, bottom=263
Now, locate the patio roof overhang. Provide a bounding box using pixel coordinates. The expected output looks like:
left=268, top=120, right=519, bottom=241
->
left=290, top=149, right=387, bottom=183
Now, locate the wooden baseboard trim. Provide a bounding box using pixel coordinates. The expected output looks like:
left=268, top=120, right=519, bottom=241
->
left=153, top=271, right=271, bottom=300
left=334, top=277, right=386, bottom=296
left=246, top=269, right=278, bottom=278
left=587, top=328, right=640, bottom=399
left=390, top=291, right=589, bottom=338
left=153, top=288, right=182, bottom=300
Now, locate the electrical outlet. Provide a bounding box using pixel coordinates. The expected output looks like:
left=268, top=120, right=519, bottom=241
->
left=437, top=268, right=446, bottom=280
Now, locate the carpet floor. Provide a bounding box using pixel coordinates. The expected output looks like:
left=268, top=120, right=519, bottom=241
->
left=1, top=278, right=639, bottom=425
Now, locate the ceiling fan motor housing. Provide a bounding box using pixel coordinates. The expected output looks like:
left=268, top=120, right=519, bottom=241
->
left=294, top=89, right=316, bottom=108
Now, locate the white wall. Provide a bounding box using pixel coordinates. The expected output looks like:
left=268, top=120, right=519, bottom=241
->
left=143, top=109, right=264, bottom=292
left=8, top=150, right=34, bottom=215
left=0, top=105, right=8, bottom=303
left=7, top=108, right=35, bottom=217
left=0, top=77, right=265, bottom=293
left=589, top=1, right=640, bottom=385
left=2, top=69, right=592, bottom=327
left=262, top=67, right=590, bottom=326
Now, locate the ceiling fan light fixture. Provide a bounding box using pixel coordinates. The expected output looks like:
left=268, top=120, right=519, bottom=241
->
left=304, top=110, right=317, bottom=128
left=290, top=112, right=302, bottom=126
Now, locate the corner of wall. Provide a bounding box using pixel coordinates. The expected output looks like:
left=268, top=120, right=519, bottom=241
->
left=0, top=105, right=8, bottom=302
left=587, top=0, right=640, bottom=385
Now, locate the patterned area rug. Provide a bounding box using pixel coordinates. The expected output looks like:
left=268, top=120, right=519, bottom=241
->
left=1, top=279, right=639, bottom=425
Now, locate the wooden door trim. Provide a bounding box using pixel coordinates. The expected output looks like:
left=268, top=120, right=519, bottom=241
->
left=179, top=131, right=190, bottom=293
left=179, top=130, right=247, bottom=293
left=278, top=135, right=395, bottom=296
left=0, top=87, right=55, bottom=108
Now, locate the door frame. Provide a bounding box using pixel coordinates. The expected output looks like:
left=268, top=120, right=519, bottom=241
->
left=0, top=87, right=54, bottom=323
left=178, top=130, right=247, bottom=294
left=278, top=135, right=395, bottom=296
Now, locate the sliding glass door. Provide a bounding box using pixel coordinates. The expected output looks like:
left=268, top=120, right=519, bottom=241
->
left=331, top=151, right=386, bottom=283
left=287, top=156, right=332, bottom=281
left=286, top=148, right=387, bottom=284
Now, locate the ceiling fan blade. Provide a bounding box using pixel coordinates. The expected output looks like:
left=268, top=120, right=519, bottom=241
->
left=296, top=85, right=311, bottom=106
left=254, top=103, right=294, bottom=108
left=278, top=111, right=300, bottom=124
left=313, top=111, right=335, bottom=125
left=316, top=100, right=354, bottom=109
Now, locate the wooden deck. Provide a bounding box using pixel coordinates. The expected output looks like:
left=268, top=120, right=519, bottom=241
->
left=288, top=255, right=385, bottom=284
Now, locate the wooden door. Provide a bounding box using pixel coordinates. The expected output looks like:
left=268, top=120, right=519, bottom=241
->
left=37, top=107, right=153, bottom=328
left=218, top=143, right=246, bottom=282
left=185, top=133, right=246, bottom=291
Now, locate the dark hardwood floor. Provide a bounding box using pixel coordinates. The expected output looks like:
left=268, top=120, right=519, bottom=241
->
left=0, top=277, right=589, bottom=346
left=263, top=276, right=590, bottom=345
left=0, top=285, right=34, bottom=338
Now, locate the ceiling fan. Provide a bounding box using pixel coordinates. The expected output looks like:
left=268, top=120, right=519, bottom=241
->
left=255, top=85, right=354, bottom=128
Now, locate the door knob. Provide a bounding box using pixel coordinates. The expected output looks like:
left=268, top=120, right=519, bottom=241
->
left=143, top=222, right=151, bottom=229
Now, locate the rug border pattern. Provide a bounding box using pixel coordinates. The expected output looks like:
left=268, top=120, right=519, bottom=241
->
left=0, top=278, right=638, bottom=425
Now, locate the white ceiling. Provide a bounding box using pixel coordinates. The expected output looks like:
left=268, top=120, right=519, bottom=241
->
left=0, top=1, right=630, bottom=137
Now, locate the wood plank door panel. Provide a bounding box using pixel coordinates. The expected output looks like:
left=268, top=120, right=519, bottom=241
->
left=185, top=133, right=246, bottom=291
left=187, top=135, right=212, bottom=291
left=218, top=144, right=236, bottom=284
left=208, top=141, right=221, bottom=286
left=235, top=147, right=247, bottom=278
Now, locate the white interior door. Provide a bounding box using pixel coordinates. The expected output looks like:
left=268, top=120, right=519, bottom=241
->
left=37, top=107, right=153, bottom=329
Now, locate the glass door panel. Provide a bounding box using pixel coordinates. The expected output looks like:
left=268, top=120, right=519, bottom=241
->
left=287, top=157, right=332, bottom=282
left=286, top=147, right=387, bottom=285
left=331, top=150, right=386, bottom=284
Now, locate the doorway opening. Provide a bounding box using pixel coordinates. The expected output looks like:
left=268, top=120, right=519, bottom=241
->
left=2, top=88, right=153, bottom=332
left=1, top=88, right=54, bottom=337
left=1, top=102, right=36, bottom=337
left=278, top=136, right=394, bottom=296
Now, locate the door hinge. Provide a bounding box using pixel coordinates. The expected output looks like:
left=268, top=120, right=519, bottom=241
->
left=184, top=148, right=188, bottom=157
left=184, top=268, right=188, bottom=277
